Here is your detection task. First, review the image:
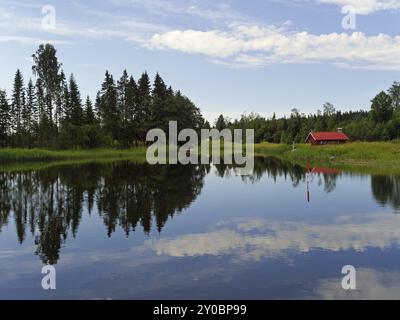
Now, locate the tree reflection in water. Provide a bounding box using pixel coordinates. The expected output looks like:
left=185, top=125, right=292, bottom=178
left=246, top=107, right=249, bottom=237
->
left=0, top=162, right=209, bottom=264
left=371, top=175, right=400, bottom=210
left=1, top=157, right=399, bottom=265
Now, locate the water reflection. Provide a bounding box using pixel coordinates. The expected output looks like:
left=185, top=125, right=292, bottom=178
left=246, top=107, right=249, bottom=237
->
left=2, top=157, right=400, bottom=299
left=215, top=157, right=306, bottom=186
left=149, top=214, right=400, bottom=260
left=0, top=162, right=209, bottom=264
left=216, top=158, right=400, bottom=211
left=315, top=268, right=400, bottom=300
left=1, top=157, right=400, bottom=266
left=371, top=175, right=400, bottom=210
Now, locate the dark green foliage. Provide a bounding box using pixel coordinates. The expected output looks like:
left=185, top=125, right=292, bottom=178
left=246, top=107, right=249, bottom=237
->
left=389, top=81, right=400, bottom=110
left=0, top=44, right=206, bottom=149
left=136, top=72, right=152, bottom=142
left=11, top=69, right=24, bottom=146
left=84, top=96, right=96, bottom=125
left=5, top=43, right=400, bottom=150
left=0, top=162, right=208, bottom=262
left=371, top=91, right=393, bottom=123
left=32, top=44, right=62, bottom=146
left=0, top=90, right=10, bottom=147
left=215, top=114, right=227, bottom=131
left=223, top=84, right=400, bottom=143
left=25, top=79, right=37, bottom=146
left=68, top=74, right=83, bottom=126
left=98, top=71, right=119, bottom=143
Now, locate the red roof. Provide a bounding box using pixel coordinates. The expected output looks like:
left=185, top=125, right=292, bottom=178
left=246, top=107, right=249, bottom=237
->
left=307, top=132, right=349, bottom=141
left=311, top=167, right=340, bottom=174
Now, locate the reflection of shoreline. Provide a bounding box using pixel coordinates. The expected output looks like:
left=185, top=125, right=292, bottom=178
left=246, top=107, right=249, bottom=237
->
left=149, top=214, right=400, bottom=261
left=371, top=175, right=400, bottom=210
left=219, top=157, right=400, bottom=210
left=0, top=162, right=208, bottom=264
left=1, top=156, right=400, bottom=265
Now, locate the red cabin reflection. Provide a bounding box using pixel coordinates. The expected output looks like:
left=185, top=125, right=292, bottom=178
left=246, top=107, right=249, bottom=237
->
left=306, top=165, right=340, bottom=203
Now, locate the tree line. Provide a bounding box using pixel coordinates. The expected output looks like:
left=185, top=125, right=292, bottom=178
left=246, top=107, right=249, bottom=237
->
left=0, top=44, right=207, bottom=149
left=2, top=43, right=399, bottom=148
left=214, top=82, right=400, bottom=143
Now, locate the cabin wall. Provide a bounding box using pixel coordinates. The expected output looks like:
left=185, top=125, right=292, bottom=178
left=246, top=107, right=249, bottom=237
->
left=306, top=133, right=348, bottom=145
left=308, top=139, right=347, bottom=145
left=307, top=136, right=318, bottom=145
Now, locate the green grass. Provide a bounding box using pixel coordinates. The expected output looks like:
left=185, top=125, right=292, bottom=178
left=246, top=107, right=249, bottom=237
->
left=254, top=141, right=400, bottom=175
left=2, top=142, right=400, bottom=175
left=0, top=147, right=148, bottom=163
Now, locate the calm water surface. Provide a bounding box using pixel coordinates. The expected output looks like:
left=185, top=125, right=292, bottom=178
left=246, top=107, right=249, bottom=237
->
left=1, top=157, right=400, bottom=299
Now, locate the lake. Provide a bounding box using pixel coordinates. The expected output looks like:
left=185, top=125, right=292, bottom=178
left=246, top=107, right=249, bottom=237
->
left=0, top=157, right=400, bottom=299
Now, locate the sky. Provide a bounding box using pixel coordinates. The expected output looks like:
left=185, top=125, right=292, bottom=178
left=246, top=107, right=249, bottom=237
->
left=1, top=0, right=400, bottom=122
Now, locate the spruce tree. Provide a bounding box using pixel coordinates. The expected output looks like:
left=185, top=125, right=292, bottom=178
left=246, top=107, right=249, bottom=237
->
left=215, top=114, right=226, bottom=131
left=0, top=90, right=10, bottom=147
left=126, top=75, right=138, bottom=145
left=94, top=92, right=101, bottom=123
left=68, top=74, right=83, bottom=126
left=84, top=96, right=95, bottom=125
left=56, top=70, right=67, bottom=128
left=136, top=72, right=152, bottom=141
left=11, top=69, right=25, bottom=146
left=25, top=79, right=37, bottom=146
left=117, top=70, right=130, bottom=146
left=99, top=71, right=119, bottom=142
left=151, top=73, right=167, bottom=130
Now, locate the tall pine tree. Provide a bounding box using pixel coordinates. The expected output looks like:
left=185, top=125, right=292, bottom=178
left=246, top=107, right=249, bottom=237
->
left=151, top=73, right=168, bottom=131
left=32, top=44, right=62, bottom=146
left=25, top=79, right=37, bottom=147
left=117, top=70, right=130, bottom=147
left=99, top=71, right=119, bottom=143
left=0, top=90, right=10, bottom=147
left=68, top=74, right=83, bottom=126
left=136, top=72, right=151, bottom=142
left=11, top=69, right=25, bottom=145
left=84, top=96, right=96, bottom=125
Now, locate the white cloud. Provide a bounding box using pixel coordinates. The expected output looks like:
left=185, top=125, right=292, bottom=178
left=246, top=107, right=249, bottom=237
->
left=317, top=0, right=400, bottom=15
left=0, top=5, right=167, bottom=46
left=114, top=0, right=248, bottom=22
left=315, top=268, right=400, bottom=299
left=3, top=2, right=400, bottom=70
left=0, top=36, right=70, bottom=45
left=149, top=25, right=400, bottom=70
left=150, top=30, right=244, bottom=57
left=148, top=213, right=400, bottom=261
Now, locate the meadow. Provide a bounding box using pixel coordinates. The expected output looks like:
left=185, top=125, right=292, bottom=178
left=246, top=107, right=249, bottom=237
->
left=1, top=141, right=400, bottom=175
left=254, top=141, right=400, bottom=174
left=0, top=147, right=147, bottom=163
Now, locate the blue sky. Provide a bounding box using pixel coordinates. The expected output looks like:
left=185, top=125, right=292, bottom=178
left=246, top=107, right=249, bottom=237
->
left=1, top=0, right=400, bottom=122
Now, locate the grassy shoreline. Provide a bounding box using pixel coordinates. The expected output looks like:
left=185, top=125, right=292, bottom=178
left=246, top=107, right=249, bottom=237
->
left=0, top=147, right=148, bottom=163
left=1, top=142, right=400, bottom=174
left=254, top=141, right=400, bottom=175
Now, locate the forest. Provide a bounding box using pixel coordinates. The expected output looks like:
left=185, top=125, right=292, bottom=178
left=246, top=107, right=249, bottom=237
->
left=215, top=84, right=400, bottom=144
left=1, top=43, right=400, bottom=149
left=0, top=44, right=208, bottom=149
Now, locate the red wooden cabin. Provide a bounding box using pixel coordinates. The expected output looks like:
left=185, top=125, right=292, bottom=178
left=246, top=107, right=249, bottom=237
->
left=305, top=131, right=349, bottom=145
